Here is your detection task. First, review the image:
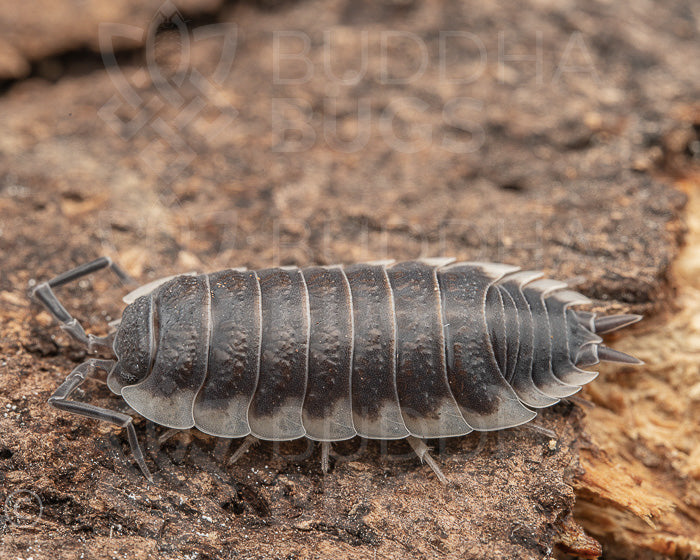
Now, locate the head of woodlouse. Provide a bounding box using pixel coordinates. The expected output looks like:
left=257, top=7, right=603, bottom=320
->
left=107, top=295, right=154, bottom=392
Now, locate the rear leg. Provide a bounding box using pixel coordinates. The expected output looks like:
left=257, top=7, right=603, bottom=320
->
left=32, top=256, right=136, bottom=352
left=49, top=358, right=152, bottom=480
left=406, top=436, right=447, bottom=484
left=519, top=422, right=558, bottom=439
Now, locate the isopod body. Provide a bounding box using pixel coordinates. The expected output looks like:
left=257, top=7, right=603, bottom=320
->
left=33, top=257, right=642, bottom=480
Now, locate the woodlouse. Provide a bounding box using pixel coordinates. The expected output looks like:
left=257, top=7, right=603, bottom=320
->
left=32, top=256, right=642, bottom=482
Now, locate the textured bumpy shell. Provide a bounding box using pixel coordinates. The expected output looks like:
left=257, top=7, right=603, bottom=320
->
left=107, top=260, right=610, bottom=442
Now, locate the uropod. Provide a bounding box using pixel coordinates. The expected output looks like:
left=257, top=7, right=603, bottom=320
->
left=32, top=256, right=642, bottom=482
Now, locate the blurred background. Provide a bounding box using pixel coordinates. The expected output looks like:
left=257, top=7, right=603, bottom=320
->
left=0, top=1, right=698, bottom=559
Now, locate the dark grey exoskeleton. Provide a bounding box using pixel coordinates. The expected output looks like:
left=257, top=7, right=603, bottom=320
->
left=32, top=257, right=642, bottom=482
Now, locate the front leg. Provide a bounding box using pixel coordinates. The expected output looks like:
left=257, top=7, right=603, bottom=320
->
left=32, top=256, right=136, bottom=352
left=49, top=358, right=152, bottom=480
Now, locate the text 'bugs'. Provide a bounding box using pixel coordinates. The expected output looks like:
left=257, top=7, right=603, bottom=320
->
left=33, top=257, right=642, bottom=481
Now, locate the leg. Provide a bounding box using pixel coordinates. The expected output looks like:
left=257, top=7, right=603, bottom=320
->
left=567, top=395, right=595, bottom=409
left=519, top=422, right=558, bottom=439
left=49, top=358, right=152, bottom=480
left=32, top=256, right=136, bottom=352
left=406, top=436, right=447, bottom=484
left=158, top=428, right=184, bottom=445
left=320, top=441, right=331, bottom=474
left=229, top=435, right=259, bottom=465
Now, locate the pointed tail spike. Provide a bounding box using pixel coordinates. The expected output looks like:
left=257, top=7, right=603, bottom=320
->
left=593, top=314, right=643, bottom=334
left=597, top=345, right=644, bottom=365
